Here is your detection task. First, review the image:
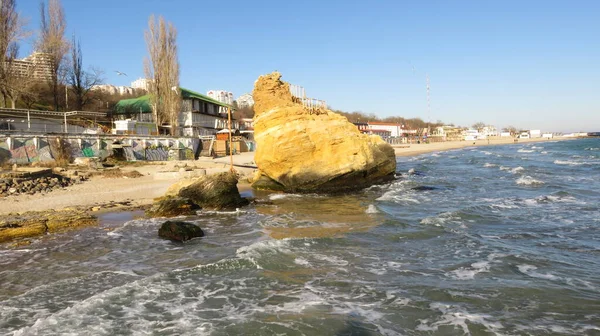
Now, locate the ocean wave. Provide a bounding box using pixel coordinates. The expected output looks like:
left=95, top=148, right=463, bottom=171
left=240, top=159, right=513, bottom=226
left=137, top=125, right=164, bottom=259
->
left=585, top=147, right=600, bottom=151
left=518, top=149, right=535, bottom=153
left=516, top=176, right=544, bottom=185
left=517, top=264, right=559, bottom=280
left=483, top=163, right=497, bottom=168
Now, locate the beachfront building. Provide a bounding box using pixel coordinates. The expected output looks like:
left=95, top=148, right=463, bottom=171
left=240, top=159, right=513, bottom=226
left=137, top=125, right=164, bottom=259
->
left=431, top=125, right=465, bottom=141
left=113, top=88, right=237, bottom=136
left=530, top=129, right=542, bottom=138
left=366, top=122, right=404, bottom=137
left=481, top=125, right=498, bottom=137
left=353, top=122, right=369, bottom=133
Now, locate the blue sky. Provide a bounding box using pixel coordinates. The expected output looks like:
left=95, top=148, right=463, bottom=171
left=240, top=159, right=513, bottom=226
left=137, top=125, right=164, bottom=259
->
left=16, top=0, right=600, bottom=132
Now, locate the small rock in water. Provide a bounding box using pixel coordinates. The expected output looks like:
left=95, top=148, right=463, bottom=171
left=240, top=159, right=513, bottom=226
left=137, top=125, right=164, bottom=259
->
left=411, top=186, right=438, bottom=191
left=158, top=221, right=204, bottom=242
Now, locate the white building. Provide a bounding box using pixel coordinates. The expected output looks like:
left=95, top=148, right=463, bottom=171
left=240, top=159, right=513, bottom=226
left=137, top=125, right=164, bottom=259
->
left=481, top=125, right=498, bottom=137
left=91, top=84, right=136, bottom=96
left=236, top=93, right=254, bottom=108
left=530, top=129, right=542, bottom=138
left=367, top=122, right=404, bottom=137
left=7, top=52, right=53, bottom=81
left=464, top=129, right=480, bottom=141
left=207, top=90, right=234, bottom=105
left=131, top=78, right=151, bottom=91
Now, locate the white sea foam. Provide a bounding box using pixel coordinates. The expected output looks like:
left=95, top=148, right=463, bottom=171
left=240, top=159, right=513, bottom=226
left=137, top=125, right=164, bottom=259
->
left=294, top=257, right=311, bottom=267
left=516, top=176, right=544, bottom=185
left=517, top=264, right=559, bottom=280
left=312, top=254, right=349, bottom=267
left=268, top=193, right=303, bottom=200
left=481, top=151, right=493, bottom=155
left=483, top=163, right=497, bottom=168
left=420, top=212, right=455, bottom=226
left=416, top=303, right=504, bottom=334
left=518, top=149, right=535, bottom=153
left=511, top=166, right=525, bottom=174
left=448, top=261, right=491, bottom=280
left=585, top=147, right=600, bottom=151
left=554, top=160, right=585, bottom=166
left=365, top=204, right=379, bottom=214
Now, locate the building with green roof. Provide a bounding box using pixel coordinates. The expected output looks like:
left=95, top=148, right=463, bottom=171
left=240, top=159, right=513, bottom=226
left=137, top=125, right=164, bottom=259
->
left=113, top=88, right=239, bottom=136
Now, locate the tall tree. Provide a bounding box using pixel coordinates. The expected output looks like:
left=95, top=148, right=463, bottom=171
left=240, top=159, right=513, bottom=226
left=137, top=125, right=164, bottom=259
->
left=37, top=0, right=68, bottom=111
left=67, top=35, right=103, bottom=110
left=144, top=15, right=180, bottom=136
left=0, top=0, right=31, bottom=108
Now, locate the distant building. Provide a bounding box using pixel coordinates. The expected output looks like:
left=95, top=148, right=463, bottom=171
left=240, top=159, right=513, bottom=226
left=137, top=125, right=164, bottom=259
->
left=131, top=78, right=151, bottom=91
left=235, top=93, right=254, bottom=108
left=7, top=52, right=53, bottom=81
left=207, top=90, right=234, bottom=114
left=529, top=129, right=542, bottom=138
left=366, top=122, right=405, bottom=137
left=91, top=84, right=137, bottom=96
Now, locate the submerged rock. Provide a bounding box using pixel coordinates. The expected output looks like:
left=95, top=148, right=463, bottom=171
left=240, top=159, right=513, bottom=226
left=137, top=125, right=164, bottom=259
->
left=251, top=72, right=396, bottom=193
left=411, top=186, right=438, bottom=191
left=146, top=196, right=200, bottom=218
left=178, top=172, right=250, bottom=210
left=158, top=221, right=204, bottom=242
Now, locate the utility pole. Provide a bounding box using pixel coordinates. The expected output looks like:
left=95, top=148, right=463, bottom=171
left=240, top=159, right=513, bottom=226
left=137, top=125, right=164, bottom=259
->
left=426, top=74, right=431, bottom=133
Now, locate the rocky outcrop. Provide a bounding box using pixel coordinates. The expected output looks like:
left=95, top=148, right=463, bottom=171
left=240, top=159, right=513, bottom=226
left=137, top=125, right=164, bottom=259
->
left=178, top=172, right=249, bottom=210
left=158, top=221, right=204, bottom=242
left=251, top=72, right=396, bottom=193
left=146, top=196, right=200, bottom=218
left=0, top=210, right=97, bottom=243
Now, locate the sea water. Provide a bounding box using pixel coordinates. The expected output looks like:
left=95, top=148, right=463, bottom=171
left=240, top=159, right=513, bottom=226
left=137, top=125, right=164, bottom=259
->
left=1, top=138, right=599, bottom=335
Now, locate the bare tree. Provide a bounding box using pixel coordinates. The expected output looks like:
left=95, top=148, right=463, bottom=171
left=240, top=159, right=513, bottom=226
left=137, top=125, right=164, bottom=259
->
left=144, top=15, right=180, bottom=136
left=0, top=0, right=31, bottom=108
left=37, top=0, right=68, bottom=111
left=472, top=122, right=486, bottom=131
left=67, top=35, right=103, bottom=110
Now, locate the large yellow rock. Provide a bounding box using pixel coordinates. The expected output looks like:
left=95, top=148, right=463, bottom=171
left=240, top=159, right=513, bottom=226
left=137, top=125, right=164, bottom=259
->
left=251, top=72, right=396, bottom=192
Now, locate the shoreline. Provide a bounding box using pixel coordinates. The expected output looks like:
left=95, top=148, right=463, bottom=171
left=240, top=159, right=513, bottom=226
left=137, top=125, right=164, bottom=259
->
left=1, top=137, right=573, bottom=216
left=0, top=137, right=576, bottom=244
left=393, top=137, right=572, bottom=157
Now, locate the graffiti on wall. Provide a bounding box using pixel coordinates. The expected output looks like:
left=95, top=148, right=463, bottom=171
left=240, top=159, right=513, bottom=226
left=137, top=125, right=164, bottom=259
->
left=0, top=136, right=201, bottom=164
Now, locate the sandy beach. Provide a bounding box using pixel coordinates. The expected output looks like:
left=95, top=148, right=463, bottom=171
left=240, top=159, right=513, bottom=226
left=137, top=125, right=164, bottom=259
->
left=0, top=153, right=257, bottom=215
left=0, top=137, right=570, bottom=215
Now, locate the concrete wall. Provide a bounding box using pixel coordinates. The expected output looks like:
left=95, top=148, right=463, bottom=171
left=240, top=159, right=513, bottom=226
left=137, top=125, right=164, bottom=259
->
left=0, top=134, right=200, bottom=165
